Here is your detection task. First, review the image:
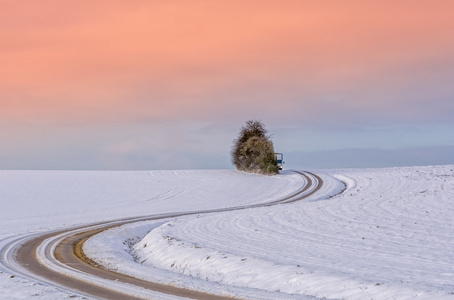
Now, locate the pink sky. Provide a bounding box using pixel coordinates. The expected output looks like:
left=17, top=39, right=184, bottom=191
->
left=1, top=1, right=454, bottom=169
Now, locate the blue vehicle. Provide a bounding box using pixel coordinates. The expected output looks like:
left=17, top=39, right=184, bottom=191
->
left=275, top=153, right=284, bottom=170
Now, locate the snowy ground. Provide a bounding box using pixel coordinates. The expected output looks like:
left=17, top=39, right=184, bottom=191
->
left=1, top=166, right=453, bottom=299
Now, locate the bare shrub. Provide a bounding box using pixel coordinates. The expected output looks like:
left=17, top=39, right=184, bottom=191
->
left=231, top=120, right=278, bottom=175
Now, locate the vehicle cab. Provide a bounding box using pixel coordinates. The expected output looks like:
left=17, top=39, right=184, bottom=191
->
left=275, top=153, right=284, bottom=170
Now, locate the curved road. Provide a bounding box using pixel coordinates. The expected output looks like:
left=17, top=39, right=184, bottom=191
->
left=3, top=171, right=325, bottom=299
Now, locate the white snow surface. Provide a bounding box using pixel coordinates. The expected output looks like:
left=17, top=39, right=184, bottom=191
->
left=1, top=166, right=454, bottom=299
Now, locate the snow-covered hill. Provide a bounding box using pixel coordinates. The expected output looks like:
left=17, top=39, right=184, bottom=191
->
left=1, top=166, right=453, bottom=299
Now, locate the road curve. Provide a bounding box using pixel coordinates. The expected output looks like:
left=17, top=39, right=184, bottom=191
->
left=4, top=171, right=326, bottom=299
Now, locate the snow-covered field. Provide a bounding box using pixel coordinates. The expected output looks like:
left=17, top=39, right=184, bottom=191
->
left=1, top=166, right=453, bottom=299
